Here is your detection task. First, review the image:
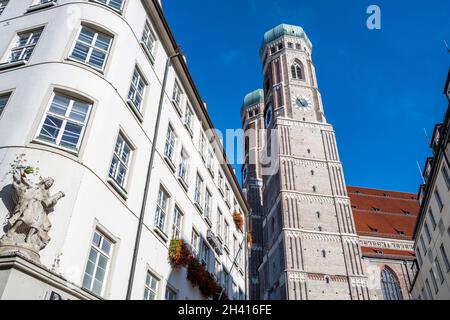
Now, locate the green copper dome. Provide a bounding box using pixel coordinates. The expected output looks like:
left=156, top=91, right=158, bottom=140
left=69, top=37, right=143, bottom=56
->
left=241, top=89, right=264, bottom=116
left=259, top=24, right=313, bottom=57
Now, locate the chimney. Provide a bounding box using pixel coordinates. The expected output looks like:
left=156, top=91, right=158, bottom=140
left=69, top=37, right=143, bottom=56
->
left=203, top=102, right=207, bottom=110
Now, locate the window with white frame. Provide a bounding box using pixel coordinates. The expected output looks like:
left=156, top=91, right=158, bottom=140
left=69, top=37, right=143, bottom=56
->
left=29, top=0, right=56, bottom=10
left=178, top=148, right=189, bottom=183
left=91, top=0, right=125, bottom=13
left=7, top=28, right=43, bottom=63
left=82, top=230, right=113, bottom=296
left=164, top=125, right=176, bottom=163
left=218, top=172, right=224, bottom=194
left=70, top=26, right=112, bottom=71
left=233, top=236, right=238, bottom=263
left=217, top=209, right=223, bottom=238
left=194, top=173, right=203, bottom=206
left=225, top=184, right=230, bottom=205
left=165, top=286, right=177, bottom=300
left=0, top=92, right=11, bottom=117
left=184, top=104, right=194, bottom=133
left=36, top=92, right=92, bottom=151
left=109, top=133, right=132, bottom=188
left=201, top=241, right=210, bottom=270
left=144, top=272, right=159, bottom=300
left=171, top=206, right=183, bottom=240
left=128, top=67, right=146, bottom=112
left=207, top=148, right=215, bottom=174
left=442, top=165, right=450, bottom=190
left=199, top=132, right=206, bottom=160
left=224, top=220, right=229, bottom=249
left=0, top=0, right=9, bottom=16
left=191, top=228, right=200, bottom=257
left=141, top=20, right=157, bottom=60
left=204, top=189, right=212, bottom=220
left=172, top=81, right=183, bottom=110
left=155, top=187, right=169, bottom=232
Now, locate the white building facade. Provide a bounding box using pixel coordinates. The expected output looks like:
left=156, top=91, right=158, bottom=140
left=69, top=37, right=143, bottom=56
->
left=411, top=70, right=450, bottom=300
left=0, top=0, right=248, bottom=300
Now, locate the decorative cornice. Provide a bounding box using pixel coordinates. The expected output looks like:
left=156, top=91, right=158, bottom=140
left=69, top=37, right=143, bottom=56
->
left=359, top=236, right=414, bottom=252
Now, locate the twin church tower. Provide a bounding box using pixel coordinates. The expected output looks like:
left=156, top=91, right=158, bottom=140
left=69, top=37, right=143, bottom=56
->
left=241, top=24, right=369, bottom=300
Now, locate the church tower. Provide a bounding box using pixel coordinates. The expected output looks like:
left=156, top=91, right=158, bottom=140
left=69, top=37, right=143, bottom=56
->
left=255, top=24, right=369, bottom=300
left=241, top=89, right=265, bottom=300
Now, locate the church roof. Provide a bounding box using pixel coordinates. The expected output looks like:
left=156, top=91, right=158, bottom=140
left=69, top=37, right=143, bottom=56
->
left=259, top=23, right=313, bottom=57
left=241, top=89, right=264, bottom=116
left=348, top=186, right=419, bottom=241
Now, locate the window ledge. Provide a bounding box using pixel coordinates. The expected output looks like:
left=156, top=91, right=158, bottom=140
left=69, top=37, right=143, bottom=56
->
left=26, top=1, right=56, bottom=13
left=164, top=156, right=176, bottom=173
left=177, top=176, right=189, bottom=192
left=208, top=166, right=215, bottom=179
left=126, top=99, right=144, bottom=122
left=153, top=227, right=169, bottom=243
left=91, top=0, right=124, bottom=15
left=30, top=139, right=79, bottom=157
left=107, top=178, right=128, bottom=200
left=204, top=216, right=212, bottom=228
left=0, top=60, right=27, bottom=71
left=194, top=202, right=203, bottom=214
left=66, top=57, right=105, bottom=75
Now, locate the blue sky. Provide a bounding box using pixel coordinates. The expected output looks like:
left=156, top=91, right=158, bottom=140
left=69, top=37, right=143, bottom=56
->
left=164, top=0, right=450, bottom=193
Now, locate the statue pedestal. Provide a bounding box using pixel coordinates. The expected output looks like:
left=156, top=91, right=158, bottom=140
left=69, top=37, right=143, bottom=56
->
left=0, top=245, right=40, bottom=264
left=0, top=254, right=99, bottom=300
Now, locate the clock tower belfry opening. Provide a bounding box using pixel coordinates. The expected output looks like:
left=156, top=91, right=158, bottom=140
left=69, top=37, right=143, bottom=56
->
left=242, top=24, right=369, bottom=300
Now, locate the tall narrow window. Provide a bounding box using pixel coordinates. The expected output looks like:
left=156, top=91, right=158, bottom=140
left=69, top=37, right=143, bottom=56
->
left=217, top=209, right=223, bottom=239
left=8, top=28, right=43, bottom=63
left=36, top=93, right=92, bottom=151
left=194, top=173, right=203, bottom=206
left=199, top=132, right=206, bottom=160
left=435, top=189, right=444, bottom=211
left=218, top=172, right=224, bottom=194
left=201, top=241, right=210, bottom=270
left=430, top=267, right=439, bottom=293
left=291, top=60, right=304, bottom=80
left=93, top=0, right=125, bottom=13
left=155, top=187, right=169, bottom=232
left=429, top=209, right=437, bottom=230
left=416, top=247, right=423, bottom=266
left=164, top=125, right=176, bottom=163
left=204, top=189, right=212, bottom=220
left=424, top=222, right=432, bottom=243
left=165, top=287, right=177, bottom=301
left=109, top=133, right=132, bottom=188
left=440, top=244, right=450, bottom=271
left=184, top=104, right=194, bottom=134
left=224, top=220, right=230, bottom=249
left=380, top=268, right=403, bottom=300
left=420, top=235, right=427, bottom=253
left=442, top=165, right=450, bottom=190
left=435, top=258, right=444, bottom=283
left=191, top=229, right=200, bottom=257
left=178, top=149, right=189, bottom=183
left=70, top=26, right=112, bottom=71
left=172, top=81, right=183, bottom=111
left=0, top=92, right=11, bottom=117
left=225, top=184, right=230, bottom=205
left=425, top=279, right=433, bottom=300
left=0, top=0, right=9, bottom=16
left=128, top=67, right=146, bottom=112
left=82, top=230, right=113, bottom=296
left=171, top=206, right=183, bottom=240
left=141, top=20, right=157, bottom=60
left=144, top=272, right=159, bottom=300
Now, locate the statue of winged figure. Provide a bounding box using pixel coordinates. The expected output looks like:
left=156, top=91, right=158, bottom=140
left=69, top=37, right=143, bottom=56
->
left=0, top=169, right=65, bottom=256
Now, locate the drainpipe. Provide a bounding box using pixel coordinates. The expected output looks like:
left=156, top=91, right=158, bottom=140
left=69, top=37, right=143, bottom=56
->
left=126, top=47, right=181, bottom=300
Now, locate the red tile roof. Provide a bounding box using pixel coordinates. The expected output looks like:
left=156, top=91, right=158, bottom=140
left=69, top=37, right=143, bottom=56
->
left=348, top=186, right=420, bottom=241
left=361, top=247, right=415, bottom=259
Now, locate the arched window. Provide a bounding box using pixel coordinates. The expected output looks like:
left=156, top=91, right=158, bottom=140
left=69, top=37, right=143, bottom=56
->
left=381, top=268, right=403, bottom=300
left=291, top=60, right=304, bottom=80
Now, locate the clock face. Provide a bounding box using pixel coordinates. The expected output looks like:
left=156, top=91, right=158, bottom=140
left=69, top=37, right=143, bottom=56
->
left=293, top=96, right=312, bottom=111
left=265, top=106, right=273, bottom=128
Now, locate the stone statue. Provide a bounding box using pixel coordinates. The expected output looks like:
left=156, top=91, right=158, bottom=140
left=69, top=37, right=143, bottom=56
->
left=0, top=170, right=65, bottom=262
